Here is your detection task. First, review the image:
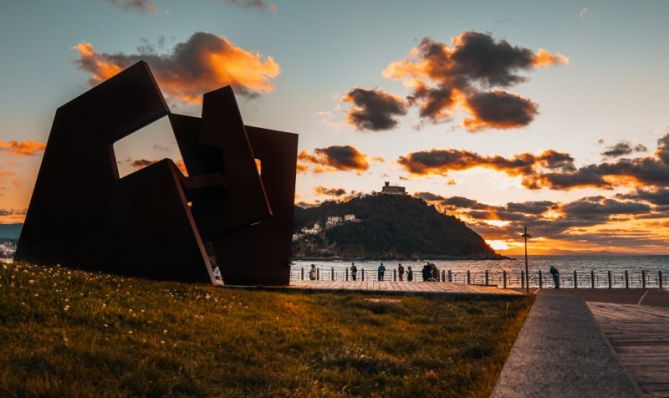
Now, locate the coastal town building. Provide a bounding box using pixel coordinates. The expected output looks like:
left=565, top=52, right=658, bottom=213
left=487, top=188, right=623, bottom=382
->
left=325, top=216, right=343, bottom=228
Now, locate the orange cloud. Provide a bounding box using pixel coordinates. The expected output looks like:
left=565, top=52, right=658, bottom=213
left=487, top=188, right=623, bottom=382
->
left=0, top=140, right=46, bottom=156
left=298, top=145, right=369, bottom=174
left=313, top=186, right=347, bottom=197
left=398, top=148, right=574, bottom=182
left=376, top=32, right=568, bottom=131
left=532, top=49, right=570, bottom=68
left=74, top=32, right=280, bottom=104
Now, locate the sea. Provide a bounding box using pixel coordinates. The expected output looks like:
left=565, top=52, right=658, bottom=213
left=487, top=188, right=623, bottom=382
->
left=291, top=256, right=669, bottom=288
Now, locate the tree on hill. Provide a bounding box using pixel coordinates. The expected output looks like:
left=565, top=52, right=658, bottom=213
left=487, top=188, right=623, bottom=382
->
left=293, top=194, right=502, bottom=259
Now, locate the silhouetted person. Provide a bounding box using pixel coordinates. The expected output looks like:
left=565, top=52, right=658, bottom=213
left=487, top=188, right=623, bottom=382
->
left=351, top=262, right=357, bottom=281
left=550, top=265, right=560, bottom=288
left=309, top=264, right=317, bottom=281
left=407, top=266, right=413, bottom=281
left=378, top=262, right=386, bottom=281
left=398, top=263, right=405, bottom=281
left=422, top=263, right=433, bottom=281
left=430, top=263, right=439, bottom=281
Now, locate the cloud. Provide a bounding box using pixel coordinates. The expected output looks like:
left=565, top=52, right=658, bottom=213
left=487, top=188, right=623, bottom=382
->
left=0, top=208, right=27, bottom=217
left=398, top=148, right=574, bottom=185
left=0, top=140, right=46, bottom=156
left=74, top=32, right=280, bottom=104
left=413, top=191, right=445, bottom=201
left=298, top=145, right=370, bottom=173
left=102, top=0, right=156, bottom=12
left=618, top=188, right=669, bottom=206
left=561, top=196, right=651, bottom=220
left=343, top=88, right=408, bottom=131
left=463, top=90, right=538, bottom=132
left=314, top=186, right=348, bottom=197
left=579, top=7, right=589, bottom=19
left=370, top=32, right=568, bottom=131
left=428, top=192, right=665, bottom=251
left=601, top=141, right=647, bottom=159
left=127, top=158, right=188, bottom=175
left=224, top=0, right=277, bottom=12
left=130, top=159, right=156, bottom=168
left=400, top=134, right=669, bottom=191
left=533, top=134, right=669, bottom=189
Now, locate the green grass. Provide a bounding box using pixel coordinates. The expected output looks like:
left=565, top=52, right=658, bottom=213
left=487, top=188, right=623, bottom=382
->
left=0, top=262, right=532, bottom=397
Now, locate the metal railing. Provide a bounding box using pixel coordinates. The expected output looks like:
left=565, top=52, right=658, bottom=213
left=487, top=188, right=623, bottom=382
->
left=291, top=267, right=668, bottom=289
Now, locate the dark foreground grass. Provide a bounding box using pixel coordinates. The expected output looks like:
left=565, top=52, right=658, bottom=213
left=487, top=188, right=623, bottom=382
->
left=0, top=263, right=532, bottom=397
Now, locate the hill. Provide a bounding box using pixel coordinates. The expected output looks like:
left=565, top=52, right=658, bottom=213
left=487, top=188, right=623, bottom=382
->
left=293, top=194, right=503, bottom=260
left=0, top=262, right=531, bottom=397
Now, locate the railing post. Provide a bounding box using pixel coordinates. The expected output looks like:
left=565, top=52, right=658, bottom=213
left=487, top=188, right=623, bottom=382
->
left=485, top=270, right=489, bottom=286
left=503, top=270, right=507, bottom=288
left=642, top=270, right=646, bottom=289
left=448, top=270, right=452, bottom=282
left=317, top=268, right=320, bottom=281
left=393, top=269, right=397, bottom=281
left=467, top=270, right=471, bottom=285
left=625, top=271, right=629, bottom=288
left=574, top=271, right=578, bottom=289
left=538, top=271, right=543, bottom=288
left=346, top=267, right=349, bottom=281
left=521, top=270, right=525, bottom=289
left=301, top=267, right=304, bottom=280
left=608, top=271, right=612, bottom=289
left=441, top=270, right=445, bottom=282
left=361, top=268, right=365, bottom=281
left=331, top=267, right=335, bottom=281
left=591, top=270, right=595, bottom=289
left=660, top=271, right=663, bottom=289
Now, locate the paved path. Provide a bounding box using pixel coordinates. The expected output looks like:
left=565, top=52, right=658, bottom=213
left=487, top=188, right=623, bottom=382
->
left=289, top=280, right=521, bottom=295
left=589, top=302, right=669, bottom=397
left=492, top=295, right=642, bottom=398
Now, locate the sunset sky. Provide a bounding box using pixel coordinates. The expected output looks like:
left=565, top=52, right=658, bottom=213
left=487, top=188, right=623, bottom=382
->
left=2, top=0, right=669, bottom=254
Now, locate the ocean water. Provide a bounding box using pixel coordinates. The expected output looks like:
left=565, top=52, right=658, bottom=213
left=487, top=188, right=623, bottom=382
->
left=292, top=256, right=669, bottom=288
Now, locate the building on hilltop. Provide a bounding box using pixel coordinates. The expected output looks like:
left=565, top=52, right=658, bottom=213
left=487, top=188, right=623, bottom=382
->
left=380, top=181, right=407, bottom=195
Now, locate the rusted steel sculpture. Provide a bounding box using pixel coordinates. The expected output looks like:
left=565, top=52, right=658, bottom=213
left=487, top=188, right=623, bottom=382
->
left=15, top=61, right=298, bottom=285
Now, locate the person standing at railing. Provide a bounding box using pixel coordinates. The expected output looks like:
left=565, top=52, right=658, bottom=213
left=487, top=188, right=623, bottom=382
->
left=398, top=263, right=405, bottom=281
left=309, top=264, right=317, bottom=281
left=550, top=265, right=560, bottom=288
left=407, top=266, right=413, bottom=281
left=351, top=263, right=357, bottom=281
left=378, top=263, right=386, bottom=281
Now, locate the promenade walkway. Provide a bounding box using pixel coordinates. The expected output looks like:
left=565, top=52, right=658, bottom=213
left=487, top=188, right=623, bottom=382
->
left=289, top=280, right=521, bottom=295
left=491, top=295, right=642, bottom=398
left=589, top=302, right=669, bottom=397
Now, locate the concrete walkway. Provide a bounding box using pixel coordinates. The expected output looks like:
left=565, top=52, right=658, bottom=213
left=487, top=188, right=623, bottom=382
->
left=289, top=280, right=521, bottom=295
left=491, top=295, right=642, bottom=398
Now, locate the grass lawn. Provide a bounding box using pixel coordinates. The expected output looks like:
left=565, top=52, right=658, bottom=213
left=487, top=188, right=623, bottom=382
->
left=0, top=262, right=532, bottom=397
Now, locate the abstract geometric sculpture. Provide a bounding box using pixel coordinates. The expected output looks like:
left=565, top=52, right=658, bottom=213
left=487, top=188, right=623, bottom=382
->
left=15, top=61, right=298, bottom=285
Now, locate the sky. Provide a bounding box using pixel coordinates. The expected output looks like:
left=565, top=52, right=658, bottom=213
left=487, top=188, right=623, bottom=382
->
left=1, top=0, right=669, bottom=254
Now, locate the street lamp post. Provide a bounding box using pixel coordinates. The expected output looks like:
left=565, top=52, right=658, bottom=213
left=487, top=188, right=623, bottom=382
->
left=521, top=226, right=531, bottom=294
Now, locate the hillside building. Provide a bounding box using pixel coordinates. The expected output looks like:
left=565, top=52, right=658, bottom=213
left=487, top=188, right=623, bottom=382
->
left=381, top=181, right=407, bottom=195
